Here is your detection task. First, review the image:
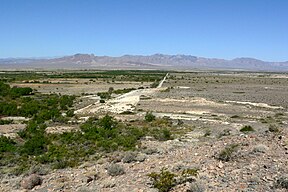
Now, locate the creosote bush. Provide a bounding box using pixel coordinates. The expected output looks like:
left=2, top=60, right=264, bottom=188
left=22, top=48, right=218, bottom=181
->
left=240, top=125, right=254, bottom=133
left=217, top=144, right=239, bottom=162
left=275, top=176, right=288, bottom=189
left=148, top=168, right=176, bottom=192
left=122, top=152, right=137, bottom=163
left=145, top=111, right=156, bottom=122
left=268, top=124, right=280, bottom=133
left=107, top=164, right=125, bottom=176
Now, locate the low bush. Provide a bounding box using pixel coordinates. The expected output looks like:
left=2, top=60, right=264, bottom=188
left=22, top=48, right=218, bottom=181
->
left=187, top=180, right=206, bottom=192
left=148, top=168, right=176, bottom=192
left=145, top=112, right=156, bottom=122
left=275, top=176, right=288, bottom=189
left=217, top=144, right=239, bottom=162
left=240, top=125, right=254, bottom=132
left=0, top=119, right=13, bottom=125
left=122, top=152, right=137, bottom=163
left=268, top=124, right=280, bottom=133
left=107, top=164, right=125, bottom=176
left=0, top=135, right=16, bottom=152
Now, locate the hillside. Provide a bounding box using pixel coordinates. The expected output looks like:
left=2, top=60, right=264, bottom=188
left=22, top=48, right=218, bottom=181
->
left=0, top=54, right=288, bottom=71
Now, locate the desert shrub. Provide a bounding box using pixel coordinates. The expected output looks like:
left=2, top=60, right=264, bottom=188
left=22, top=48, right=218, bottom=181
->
left=66, top=109, right=74, bottom=117
left=151, top=128, right=173, bottom=141
left=252, top=144, right=268, bottom=153
left=240, top=125, right=254, bottom=132
left=268, top=124, right=280, bottom=133
left=218, top=128, right=231, bottom=138
left=217, top=144, right=239, bottom=162
left=148, top=168, right=176, bottom=192
left=59, top=95, right=75, bottom=109
left=0, top=135, right=16, bottom=152
left=182, top=168, right=199, bottom=177
left=145, top=112, right=156, bottom=122
left=0, top=119, right=13, bottom=125
left=120, top=110, right=134, bottom=115
left=98, top=114, right=117, bottom=130
left=10, top=86, right=33, bottom=98
left=0, top=81, right=10, bottom=96
left=18, top=121, right=47, bottom=139
left=204, top=130, right=211, bottom=137
left=108, top=87, right=114, bottom=94
left=150, top=81, right=159, bottom=88
left=97, top=92, right=111, bottom=99
left=187, top=180, right=206, bottom=192
left=122, top=152, right=137, bottom=163
left=22, top=134, right=48, bottom=155
left=0, top=102, right=18, bottom=116
left=274, top=176, right=288, bottom=189
left=113, top=88, right=136, bottom=95
left=107, top=164, right=125, bottom=176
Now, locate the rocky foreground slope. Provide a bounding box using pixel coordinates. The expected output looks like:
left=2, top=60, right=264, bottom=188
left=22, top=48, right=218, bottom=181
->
left=1, top=122, right=287, bottom=192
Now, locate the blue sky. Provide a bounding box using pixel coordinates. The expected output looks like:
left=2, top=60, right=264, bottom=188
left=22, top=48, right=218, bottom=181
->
left=0, top=0, right=287, bottom=61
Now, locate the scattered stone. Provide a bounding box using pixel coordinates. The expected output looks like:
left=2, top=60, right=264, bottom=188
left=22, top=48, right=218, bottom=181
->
left=135, top=153, right=147, bottom=162
left=21, top=174, right=42, bottom=190
left=187, top=180, right=206, bottom=192
left=102, top=180, right=116, bottom=188
left=252, top=144, right=269, bottom=153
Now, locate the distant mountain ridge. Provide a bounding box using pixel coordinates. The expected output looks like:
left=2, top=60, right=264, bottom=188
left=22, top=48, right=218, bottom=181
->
left=0, top=53, right=288, bottom=71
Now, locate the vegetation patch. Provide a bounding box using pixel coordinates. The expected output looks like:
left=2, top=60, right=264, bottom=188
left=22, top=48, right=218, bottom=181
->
left=145, top=111, right=156, bottom=122
left=217, top=143, right=239, bottom=162
left=107, top=164, right=125, bottom=176
left=240, top=125, right=254, bottom=133
left=148, top=168, right=176, bottom=192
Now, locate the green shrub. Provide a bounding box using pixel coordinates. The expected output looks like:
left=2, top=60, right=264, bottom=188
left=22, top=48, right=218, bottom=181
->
left=148, top=168, right=176, bottom=192
left=0, top=119, right=13, bottom=125
left=22, top=134, right=48, bottom=155
left=182, top=168, right=199, bottom=177
left=66, top=110, right=74, bottom=117
left=10, top=86, right=33, bottom=98
left=240, top=125, right=254, bottom=132
left=97, top=92, right=111, bottom=99
left=0, top=102, right=17, bottom=116
left=145, top=112, right=155, bottom=122
left=98, top=114, right=117, bottom=130
left=152, top=128, right=173, bottom=141
left=0, top=136, right=16, bottom=152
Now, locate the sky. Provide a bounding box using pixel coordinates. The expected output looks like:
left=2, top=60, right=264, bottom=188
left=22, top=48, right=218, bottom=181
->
left=0, top=0, right=287, bottom=61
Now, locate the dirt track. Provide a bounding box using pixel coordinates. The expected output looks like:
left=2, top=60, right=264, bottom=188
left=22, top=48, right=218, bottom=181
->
left=75, top=73, right=169, bottom=115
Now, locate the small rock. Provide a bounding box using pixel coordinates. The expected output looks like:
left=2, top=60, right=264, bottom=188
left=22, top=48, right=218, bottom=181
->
left=102, top=180, right=116, bottom=188
left=21, top=174, right=42, bottom=190
left=218, top=161, right=224, bottom=169
left=86, top=176, right=93, bottom=183
left=136, top=153, right=147, bottom=162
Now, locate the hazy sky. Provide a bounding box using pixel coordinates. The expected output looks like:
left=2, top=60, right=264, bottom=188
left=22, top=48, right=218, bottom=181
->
left=0, top=0, right=287, bottom=61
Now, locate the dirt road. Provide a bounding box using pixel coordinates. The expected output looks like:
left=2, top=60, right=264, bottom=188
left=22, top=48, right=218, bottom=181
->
left=75, top=73, right=168, bottom=115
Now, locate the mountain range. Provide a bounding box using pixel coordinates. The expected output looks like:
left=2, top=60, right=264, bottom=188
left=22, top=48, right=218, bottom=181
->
left=0, top=54, right=288, bottom=71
